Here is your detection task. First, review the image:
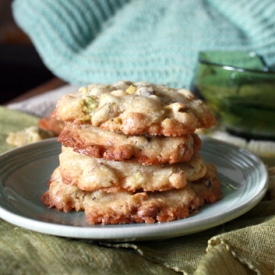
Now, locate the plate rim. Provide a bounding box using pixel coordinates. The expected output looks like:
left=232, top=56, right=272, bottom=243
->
left=0, top=137, right=269, bottom=241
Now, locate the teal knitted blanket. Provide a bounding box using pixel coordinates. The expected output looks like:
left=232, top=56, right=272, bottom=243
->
left=12, top=0, right=275, bottom=88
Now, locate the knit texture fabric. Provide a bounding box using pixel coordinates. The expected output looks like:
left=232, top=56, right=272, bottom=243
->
left=12, top=0, right=275, bottom=88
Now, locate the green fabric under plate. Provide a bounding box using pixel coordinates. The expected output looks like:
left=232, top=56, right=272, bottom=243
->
left=0, top=106, right=275, bottom=274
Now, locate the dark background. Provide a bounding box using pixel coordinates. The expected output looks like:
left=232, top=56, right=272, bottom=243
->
left=0, top=0, right=54, bottom=104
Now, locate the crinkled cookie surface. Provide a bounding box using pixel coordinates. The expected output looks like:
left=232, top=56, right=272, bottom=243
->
left=52, top=81, right=216, bottom=136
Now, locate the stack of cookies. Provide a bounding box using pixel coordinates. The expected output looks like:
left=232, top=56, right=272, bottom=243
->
left=41, top=81, right=222, bottom=224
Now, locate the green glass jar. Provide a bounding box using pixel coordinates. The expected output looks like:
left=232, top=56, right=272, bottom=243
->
left=192, top=51, right=275, bottom=140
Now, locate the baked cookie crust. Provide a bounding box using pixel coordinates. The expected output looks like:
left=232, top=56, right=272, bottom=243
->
left=52, top=81, right=216, bottom=136
left=41, top=164, right=222, bottom=224
left=58, top=123, right=201, bottom=165
left=58, top=147, right=208, bottom=192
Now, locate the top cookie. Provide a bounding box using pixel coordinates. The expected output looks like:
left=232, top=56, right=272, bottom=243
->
left=52, top=81, right=216, bottom=136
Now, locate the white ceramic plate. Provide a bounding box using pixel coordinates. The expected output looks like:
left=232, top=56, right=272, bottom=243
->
left=0, top=137, right=268, bottom=241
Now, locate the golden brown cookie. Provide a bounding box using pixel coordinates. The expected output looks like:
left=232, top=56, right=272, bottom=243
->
left=58, top=123, right=201, bottom=165
left=41, top=164, right=222, bottom=224
left=190, top=163, right=223, bottom=204
left=58, top=146, right=207, bottom=192
left=52, top=81, right=216, bottom=136
left=38, top=117, right=65, bottom=136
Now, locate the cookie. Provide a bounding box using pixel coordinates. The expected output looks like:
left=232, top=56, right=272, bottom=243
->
left=38, top=117, right=65, bottom=136
left=58, top=146, right=208, bottom=192
left=190, top=163, right=223, bottom=204
left=41, top=164, right=221, bottom=224
left=58, top=123, right=201, bottom=165
left=52, top=81, right=216, bottom=136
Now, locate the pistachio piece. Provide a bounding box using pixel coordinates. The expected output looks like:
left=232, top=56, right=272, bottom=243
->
left=126, top=85, right=137, bottom=94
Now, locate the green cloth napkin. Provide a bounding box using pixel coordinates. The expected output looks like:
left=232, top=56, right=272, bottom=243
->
left=0, top=106, right=275, bottom=275
left=12, top=0, right=275, bottom=89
